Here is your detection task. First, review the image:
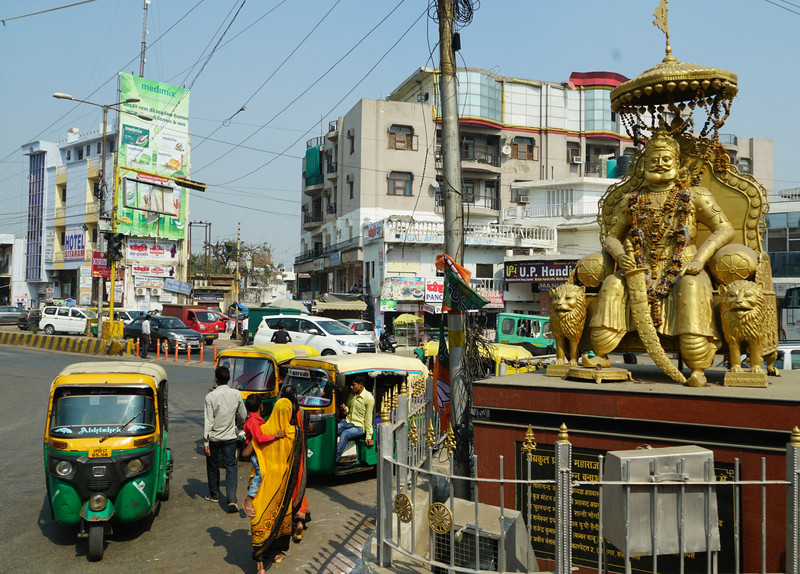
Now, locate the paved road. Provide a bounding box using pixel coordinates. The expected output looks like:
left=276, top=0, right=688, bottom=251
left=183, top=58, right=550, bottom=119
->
left=0, top=345, right=375, bottom=574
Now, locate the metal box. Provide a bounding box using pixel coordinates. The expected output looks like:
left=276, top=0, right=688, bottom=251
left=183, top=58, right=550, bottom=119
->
left=601, top=445, right=720, bottom=556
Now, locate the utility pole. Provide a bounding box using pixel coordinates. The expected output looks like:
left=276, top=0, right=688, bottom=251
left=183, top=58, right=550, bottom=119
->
left=139, top=0, right=149, bottom=77
left=438, top=0, right=470, bottom=497
left=236, top=222, right=242, bottom=340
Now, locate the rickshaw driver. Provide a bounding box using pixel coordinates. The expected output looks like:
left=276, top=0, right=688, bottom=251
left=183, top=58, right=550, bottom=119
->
left=335, top=375, right=374, bottom=463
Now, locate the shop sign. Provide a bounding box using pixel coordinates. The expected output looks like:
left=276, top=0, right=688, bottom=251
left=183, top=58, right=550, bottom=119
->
left=424, top=303, right=442, bottom=314
left=365, top=221, right=383, bottom=242
left=329, top=252, right=341, bottom=266
left=425, top=278, right=444, bottom=303
left=381, top=276, right=425, bottom=301
left=134, top=276, right=164, bottom=288
left=91, top=251, right=110, bottom=279
left=164, top=278, right=192, bottom=295
left=127, top=237, right=179, bottom=261
left=45, top=230, right=55, bottom=263
left=131, top=263, right=175, bottom=278
left=312, top=258, right=324, bottom=271
left=476, top=287, right=504, bottom=309
left=380, top=299, right=397, bottom=312
left=63, top=228, right=86, bottom=261
left=504, top=260, right=575, bottom=288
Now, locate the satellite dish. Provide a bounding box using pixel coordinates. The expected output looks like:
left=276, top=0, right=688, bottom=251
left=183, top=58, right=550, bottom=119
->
left=430, top=180, right=440, bottom=189
left=501, top=145, right=512, bottom=156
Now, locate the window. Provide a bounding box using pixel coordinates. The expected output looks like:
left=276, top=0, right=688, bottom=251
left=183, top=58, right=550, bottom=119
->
left=511, top=187, right=529, bottom=203
left=476, top=263, right=493, bottom=278
left=86, top=145, right=91, bottom=156
left=389, top=125, right=416, bottom=151
left=65, top=149, right=71, bottom=161
left=77, top=147, right=84, bottom=160
left=60, top=187, right=66, bottom=203
left=461, top=137, right=475, bottom=160
left=463, top=181, right=475, bottom=204
left=347, top=129, right=355, bottom=154
left=109, top=140, right=115, bottom=153
left=96, top=142, right=102, bottom=154
left=57, top=307, right=69, bottom=317
left=547, top=188, right=574, bottom=217
left=511, top=136, right=537, bottom=160
left=738, top=157, right=753, bottom=174
left=349, top=179, right=354, bottom=200
left=567, top=142, right=581, bottom=162
left=387, top=171, right=412, bottom=196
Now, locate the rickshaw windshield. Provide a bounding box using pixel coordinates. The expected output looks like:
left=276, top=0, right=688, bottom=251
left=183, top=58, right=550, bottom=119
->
left=222, top=357, right=275, bottom=391
left=50, top=387, right=156, bottom=437
left=285, top=368, right=332, bottom=408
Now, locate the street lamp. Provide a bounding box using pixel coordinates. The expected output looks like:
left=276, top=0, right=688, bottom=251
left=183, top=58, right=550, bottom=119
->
left=53, top=92, right=153, bottom=338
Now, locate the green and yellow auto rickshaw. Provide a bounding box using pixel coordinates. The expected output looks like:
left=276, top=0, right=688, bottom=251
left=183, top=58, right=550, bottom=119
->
left=44, top=362, right=172, bottom=561
left=420, top=340, right=539, bottom=375
left=284, top=354, right=429, bottom=476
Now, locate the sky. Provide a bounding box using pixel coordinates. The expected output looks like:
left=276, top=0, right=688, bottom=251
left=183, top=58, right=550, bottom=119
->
left=1, top=0, right=797, bottom=267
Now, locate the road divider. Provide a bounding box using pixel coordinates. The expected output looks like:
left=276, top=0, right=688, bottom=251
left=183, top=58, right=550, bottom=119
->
left=0, top=331, right=134, bottom=356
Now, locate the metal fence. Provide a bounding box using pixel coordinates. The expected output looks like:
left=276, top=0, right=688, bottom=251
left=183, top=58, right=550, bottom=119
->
left=373, top=380, right=800, bottom=573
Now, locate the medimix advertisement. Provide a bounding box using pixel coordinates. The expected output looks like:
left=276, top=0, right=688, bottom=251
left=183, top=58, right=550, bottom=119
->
left=115, top=73, right=190, bottom=240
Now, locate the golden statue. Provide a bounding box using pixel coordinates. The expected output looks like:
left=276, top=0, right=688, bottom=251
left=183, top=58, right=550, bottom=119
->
left=583, top=131, right=734, bottom=387
left=719, top=280, right=779, bottom=376
left=548, top=0, right=778, bottom=387
left=549, top=283, right=586, bottom=366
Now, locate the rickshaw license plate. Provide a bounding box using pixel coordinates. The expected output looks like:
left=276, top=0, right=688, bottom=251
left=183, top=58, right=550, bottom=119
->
left=89, top=446, right=111, bottom=458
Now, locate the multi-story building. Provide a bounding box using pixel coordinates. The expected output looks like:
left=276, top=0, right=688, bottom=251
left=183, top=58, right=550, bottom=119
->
left=295, top=66, right=774, bottom=329
left=20, top=124, right=189, bottom=311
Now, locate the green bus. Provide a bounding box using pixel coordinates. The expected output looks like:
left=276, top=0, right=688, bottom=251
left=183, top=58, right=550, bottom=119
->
left=495, top=312, right=555, bottom=354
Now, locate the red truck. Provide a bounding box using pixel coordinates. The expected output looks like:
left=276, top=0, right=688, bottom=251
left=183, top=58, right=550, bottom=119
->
left=159, top=304, right=220, bottom=344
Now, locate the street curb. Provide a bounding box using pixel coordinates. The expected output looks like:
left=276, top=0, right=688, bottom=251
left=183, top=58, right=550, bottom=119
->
left=0, top=331, right=133, bottom=356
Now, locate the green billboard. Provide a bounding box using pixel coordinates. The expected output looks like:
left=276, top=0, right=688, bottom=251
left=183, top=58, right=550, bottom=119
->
left=115, top=73, right=190, bottom=240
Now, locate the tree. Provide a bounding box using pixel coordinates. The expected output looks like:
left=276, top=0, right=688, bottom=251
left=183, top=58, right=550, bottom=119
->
left=191, top=240, right=272, bottom=278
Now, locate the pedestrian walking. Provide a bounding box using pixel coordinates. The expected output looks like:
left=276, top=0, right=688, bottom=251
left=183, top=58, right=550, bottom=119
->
left=140, top=314, right=151, bottom=359
left=204, top=365, right=247, bottom=513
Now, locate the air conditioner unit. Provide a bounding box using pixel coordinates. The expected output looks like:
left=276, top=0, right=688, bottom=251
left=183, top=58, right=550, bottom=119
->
left=571, top=155, right=583, bottom=164
left=151, top=288, right=161, bottom=297
left=517, top=195, right=530, bottom=204
left=135, top=287, right=146, bottom=296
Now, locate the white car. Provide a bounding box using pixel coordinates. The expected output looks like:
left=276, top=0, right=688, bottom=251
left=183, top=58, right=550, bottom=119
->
left=253, top=314, right=376, bottom=355
left=338, top=319, right=378, bottom=344
left=39, top=306, right=96, bottom=335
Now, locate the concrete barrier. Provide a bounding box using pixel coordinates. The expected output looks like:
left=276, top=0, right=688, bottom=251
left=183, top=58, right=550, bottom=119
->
left=0, top=331, right=133, bottom=356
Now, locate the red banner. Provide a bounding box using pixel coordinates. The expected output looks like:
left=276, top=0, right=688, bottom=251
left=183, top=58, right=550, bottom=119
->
left=91, top=251, right=110, bottom=279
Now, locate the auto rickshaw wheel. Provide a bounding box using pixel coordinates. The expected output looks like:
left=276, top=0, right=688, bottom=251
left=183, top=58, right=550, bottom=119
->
left=161, top=478, right=171, bottom=501
left=87, top=524, right=104, bottom=561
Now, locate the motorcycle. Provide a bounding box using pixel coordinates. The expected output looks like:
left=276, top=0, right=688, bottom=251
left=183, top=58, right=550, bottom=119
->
left=379, top=330, right=398, bottom=353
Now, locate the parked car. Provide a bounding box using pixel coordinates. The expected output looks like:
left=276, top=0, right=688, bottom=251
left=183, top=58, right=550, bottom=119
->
left=39, top=306, right=96, bottom=335
left=159, top=304, right=219, bottom=344
left=17, top=308, right=42, bottom=330
left=0, top=305, right=24, bottom=325
left=123, top=315, right=203, bottom=352
left=338, top=319, right=378, bottom=343
left=252, top=314, right=376, bottom=355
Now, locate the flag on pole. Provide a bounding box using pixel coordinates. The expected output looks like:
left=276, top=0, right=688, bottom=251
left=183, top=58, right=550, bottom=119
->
left=435, top=253, right=471, bottom=283
left=433, top=320, right=451, bottom=433
left=443, top=270, right=489, bottom=312
left=652, top=0, right=668, bottom=35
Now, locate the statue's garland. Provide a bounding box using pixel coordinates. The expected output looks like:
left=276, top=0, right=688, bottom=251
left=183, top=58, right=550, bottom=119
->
left=628, top=182, right=692, bottom=327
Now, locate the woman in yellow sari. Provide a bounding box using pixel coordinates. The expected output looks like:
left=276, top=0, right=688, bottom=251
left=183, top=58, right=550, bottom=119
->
left=249, top=398, right=302, bottom=573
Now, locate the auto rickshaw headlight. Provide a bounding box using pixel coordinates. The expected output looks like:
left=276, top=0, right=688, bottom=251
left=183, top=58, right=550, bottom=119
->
left=55, top=460, right=73, bottom=477
left=88, top=494, right=107, bottom=511
left=125, top=458, right=144, bottom=474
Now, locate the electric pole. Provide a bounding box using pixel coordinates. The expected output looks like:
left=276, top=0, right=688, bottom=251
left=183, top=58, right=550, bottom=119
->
left=438, top=0, right=470, bottom=497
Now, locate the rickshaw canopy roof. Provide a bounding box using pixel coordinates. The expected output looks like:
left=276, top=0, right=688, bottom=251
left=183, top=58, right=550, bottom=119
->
left=53, top=361, right=168, bottom=391
left=423, top=341, right=534, bottom=362
left=216, top=343, right=319, bottom=364
left=289, top=354, right=429, bottom=378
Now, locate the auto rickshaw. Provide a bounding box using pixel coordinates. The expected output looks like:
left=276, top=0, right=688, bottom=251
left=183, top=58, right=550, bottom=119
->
left=216, top=343, right=320, bottom=417
left=284, top=354, right=429, bottom=476
left=44, top=362, right=172, bottom=561
left=420, top=340, right=539, bottom=376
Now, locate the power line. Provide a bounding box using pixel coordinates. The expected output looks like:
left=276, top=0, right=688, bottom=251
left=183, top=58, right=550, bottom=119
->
left=0, top=0, right=97, bottom=23
left=764, top=0, right=800, bottom=15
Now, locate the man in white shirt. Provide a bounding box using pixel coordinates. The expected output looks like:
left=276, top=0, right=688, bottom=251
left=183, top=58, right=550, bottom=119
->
left=204, top=365, right=247, bottom=512
left=140, top=315, right=151, bottom=358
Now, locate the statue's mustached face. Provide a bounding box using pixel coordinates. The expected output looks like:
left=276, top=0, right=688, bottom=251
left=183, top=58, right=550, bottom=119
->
left=643, top=148, right=679, bottom=186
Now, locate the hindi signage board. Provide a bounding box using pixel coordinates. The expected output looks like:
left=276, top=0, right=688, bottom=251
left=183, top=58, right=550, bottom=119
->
left=504, top=260, right=575, bottom=288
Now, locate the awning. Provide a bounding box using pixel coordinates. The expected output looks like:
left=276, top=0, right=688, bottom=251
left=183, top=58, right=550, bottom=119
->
left=314, top=300, right=367, bottom=311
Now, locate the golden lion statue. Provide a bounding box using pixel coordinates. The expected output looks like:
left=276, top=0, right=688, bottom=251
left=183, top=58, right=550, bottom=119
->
left=719, top=280, right=779, bottom=375
left=550, top=283, right=586, bottom=366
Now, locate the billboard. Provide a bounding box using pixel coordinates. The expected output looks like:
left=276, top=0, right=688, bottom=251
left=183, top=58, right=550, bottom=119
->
left=63, top=228, right=86, bottom=261
left=115, top=73, right=190, bottom=240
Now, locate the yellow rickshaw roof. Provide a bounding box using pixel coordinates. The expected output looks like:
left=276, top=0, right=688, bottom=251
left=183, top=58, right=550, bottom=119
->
left=53, top=361, right=167, bottom=390
left=423, top=341, right=533, bottom=361
left=216, top=343, right=319, bottom=364
left=290, top=354, right=429, bottom=377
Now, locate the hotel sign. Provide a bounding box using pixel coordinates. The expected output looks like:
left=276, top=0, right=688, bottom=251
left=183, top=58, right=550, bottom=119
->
left=504, top=260, right=575, bottom=287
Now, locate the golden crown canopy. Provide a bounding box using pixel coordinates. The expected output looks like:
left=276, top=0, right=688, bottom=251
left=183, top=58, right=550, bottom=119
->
left=611, top=1, right=738, bottom=144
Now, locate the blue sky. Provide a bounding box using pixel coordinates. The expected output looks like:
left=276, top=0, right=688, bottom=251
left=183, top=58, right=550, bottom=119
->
left=1, top=0, right=796, bottom=266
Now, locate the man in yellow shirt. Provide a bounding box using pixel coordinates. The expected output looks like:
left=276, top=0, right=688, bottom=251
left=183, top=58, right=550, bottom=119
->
left=336, top=375, right=374, bottom=463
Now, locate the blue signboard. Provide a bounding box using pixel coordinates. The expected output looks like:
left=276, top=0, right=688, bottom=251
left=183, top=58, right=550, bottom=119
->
left=164, top=278, right=192, bottom=295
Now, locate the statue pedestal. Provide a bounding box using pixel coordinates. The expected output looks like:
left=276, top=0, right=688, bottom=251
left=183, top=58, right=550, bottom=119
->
left=545, top=364, right=571, bottom=377
left=724, top=371, right=769, bottom=387
left=566, top=366, right=632, bottom=384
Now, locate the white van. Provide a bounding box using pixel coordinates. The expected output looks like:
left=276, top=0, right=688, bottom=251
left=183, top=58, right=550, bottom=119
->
left=39, top=306, right=96, bottom=335
left=252, top=314, right=376, bottom=355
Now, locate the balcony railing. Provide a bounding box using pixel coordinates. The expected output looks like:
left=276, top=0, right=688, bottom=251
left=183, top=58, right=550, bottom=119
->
left=328, top=120, right=338, bottom=133
left=295, top=236, right=363, bottom=265
left=303, top=212, right=322, bottom=225
left=383, top=218, right=555, bottom=249
left=435, top=146, right=501, bottom=168
left=504, top=202, right=599, bottom=220
left=719, top=134, right=738, bottom=146
left=435, top=191, right=499, bottom=210
left=306, top=136, right=325, bottom=149
left=326, top=203, right=337, bottom=214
